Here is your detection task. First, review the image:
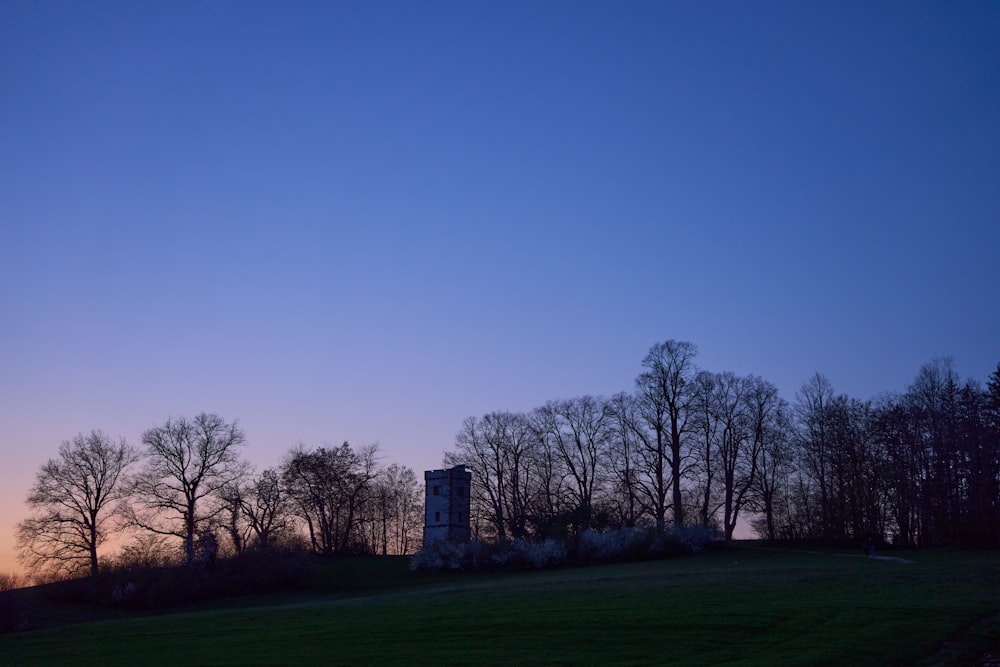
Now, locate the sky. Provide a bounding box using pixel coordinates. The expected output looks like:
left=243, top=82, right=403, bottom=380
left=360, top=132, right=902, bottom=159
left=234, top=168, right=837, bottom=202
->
left=2, top=1, right=998, bottom=575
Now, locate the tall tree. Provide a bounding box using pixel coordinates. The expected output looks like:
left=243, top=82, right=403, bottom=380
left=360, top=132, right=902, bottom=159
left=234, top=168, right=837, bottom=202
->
left=729, top=376, right=781, bottom=540
left=533, top=396, right=611, bottom=532
left=749, top=398, right=793, bottom=540
left=606, top=392, right=644, bottom=527
left=17, top=431, right=137, bottom=580
left=952, top=380, right=997, bottom=544
left=368, top=464, right=423, bottom=555
left=218, top=467, right=293, bottom=555
left=794, top=373, right=836, bottom=538
left=981, top=364, right=1000, bottom=543
left=871, top=393, right=921, bottom=547
left=713, top=372, right=752, bottom=541
left=907, top=358, right=962, bottom=545
left=689, top=371, right=722, bottom=527
left=239, top=468, right=291, bottom=550
left=637, top=340, right=698, bottom=528
left=282, top=443, right=378, bottom=555
left=446, top=412, right=538, bottom=542
left=613, top=385, right=670, bottom=534
left=128, top=413, right=247, bottom=566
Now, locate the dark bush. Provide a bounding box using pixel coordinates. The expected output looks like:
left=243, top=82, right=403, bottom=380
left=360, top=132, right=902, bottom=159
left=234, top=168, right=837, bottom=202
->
left=0, top=589, right=28, bottom=634
left=107, top=546, right=314, bottom=610
left=29, top=544, right=314, bottom=613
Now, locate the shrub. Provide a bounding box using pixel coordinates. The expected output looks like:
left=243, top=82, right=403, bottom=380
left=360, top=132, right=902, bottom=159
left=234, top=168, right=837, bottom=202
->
left=111, top=581, right=137, bottom=604
left=0, top=591, right=27, bottom=634
left=577, top=527, right=652, bottom=563
left=0, top=572, right=23, bottom=593
left=409, top=539, right=470, bottom=571
left=409, top=524, right=720, bottom=572
left=410, top=538, right=572, bottom=572
left=105, top=545, right=314, bottom=610
left=0, top=572, right=27, bottom=634
left=663, top=524, right=720, bottom=553
left=207, top=545, right=314, bottom=597
left=489, top=543, right=516, bottom=568
left=513, top=538, right=568, bottom=569
left=114, top=534, right=179, bottom=570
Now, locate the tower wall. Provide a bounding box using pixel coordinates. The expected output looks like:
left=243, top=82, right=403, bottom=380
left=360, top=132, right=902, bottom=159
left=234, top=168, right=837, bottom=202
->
left=423, top=465, right=472, bottom=545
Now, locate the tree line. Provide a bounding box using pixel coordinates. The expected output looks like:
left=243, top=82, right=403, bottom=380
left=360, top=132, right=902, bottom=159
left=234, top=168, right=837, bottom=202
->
left=446, top=340, right=1000, bottom=549
left=16, top=415, right=424, bottom=583
left=16, top=340, right=999, bottom=582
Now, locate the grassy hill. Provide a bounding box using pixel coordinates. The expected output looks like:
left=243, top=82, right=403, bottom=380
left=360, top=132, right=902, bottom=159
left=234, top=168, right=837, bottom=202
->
left=1, top=545, right=998, bottom=665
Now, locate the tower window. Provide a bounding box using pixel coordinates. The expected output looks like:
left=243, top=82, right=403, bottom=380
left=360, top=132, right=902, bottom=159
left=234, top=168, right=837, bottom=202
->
left=457, top=486, right=465, bottom=497
left=435, top=511, right=440, bottom=522
left=433, top=485, right=442, bottom=496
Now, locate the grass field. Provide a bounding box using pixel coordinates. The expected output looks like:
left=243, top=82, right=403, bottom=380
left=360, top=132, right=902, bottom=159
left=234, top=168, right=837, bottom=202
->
left=1, top=545, right=998, bottom=666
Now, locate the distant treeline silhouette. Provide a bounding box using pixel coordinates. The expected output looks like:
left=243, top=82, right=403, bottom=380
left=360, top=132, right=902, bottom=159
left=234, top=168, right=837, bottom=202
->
left=13, top=340, right=1000, bottom=585
left=445, top=341, right=1000, bottom=549
left=16, top=418, right=423, bottom=584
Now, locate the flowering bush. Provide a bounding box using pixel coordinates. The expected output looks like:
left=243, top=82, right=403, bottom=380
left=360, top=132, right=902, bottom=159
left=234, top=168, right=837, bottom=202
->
left=410, top=538, right=569, bottom=571
left=409, top=539, right=469, bottom=571
left=409, top=524, right=719, bottom=572
left=513, top=538, right=568, bottom=569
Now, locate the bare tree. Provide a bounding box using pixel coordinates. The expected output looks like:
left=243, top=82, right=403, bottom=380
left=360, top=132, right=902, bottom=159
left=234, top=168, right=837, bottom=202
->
left=368, top=464, right=423, bottom=555
left=710, top=372, right=750, bottom=539
left=128, top=413, right=247, bottom=566
left=636, top=340, right=698, bottom=529
left=689, top=371, right=722, bottom=527
left=720, top=374, right=779, bottom=540
left=281, top=442, right=379, bottom=555
left=749, top=396, right=793, bottom=540
left=239, top=468, right=291, bottom=550
left=527, top=421, right=575, bottom=538
left=446, top=412, right=539, bottom=542
left=794, top=373, right=836, bottom=538
left=794, top=375, right=891, bottom=543
left=871, top=393, right=921, bottom=547
left=606, top=392, right=644, bottom=527
left=16, top=430, right=137, bottom=580
left=218, top=482, right=252, bottom=556
left=612, top=386, right=670, bottom=534
left=533, top=397, right=611, bottom=532
left=907, top=358, right=963, bottom=545
left=217, top=468, right=292, bottom=555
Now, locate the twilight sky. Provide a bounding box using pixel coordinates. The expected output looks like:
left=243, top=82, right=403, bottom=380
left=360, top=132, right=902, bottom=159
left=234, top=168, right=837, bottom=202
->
left=2, top=1, right=998, bottom=574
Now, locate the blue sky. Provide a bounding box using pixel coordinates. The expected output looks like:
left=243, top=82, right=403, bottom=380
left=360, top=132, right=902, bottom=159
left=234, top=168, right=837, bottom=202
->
left=2, top=1, right=998, bottom=571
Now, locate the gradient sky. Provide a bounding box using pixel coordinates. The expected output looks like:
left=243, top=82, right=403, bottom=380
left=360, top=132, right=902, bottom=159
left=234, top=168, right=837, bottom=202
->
left=2, top=1, right=998, bottom=574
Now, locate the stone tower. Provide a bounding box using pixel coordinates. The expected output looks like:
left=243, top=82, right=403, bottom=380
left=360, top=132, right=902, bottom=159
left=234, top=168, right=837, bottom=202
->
left=423, top=465, right=472, bottom=545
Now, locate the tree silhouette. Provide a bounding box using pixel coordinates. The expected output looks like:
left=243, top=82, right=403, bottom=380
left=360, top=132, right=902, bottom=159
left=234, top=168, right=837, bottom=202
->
left=17, top=430, right=136, bottom=580
left=127, top=413, right=247, bottom=566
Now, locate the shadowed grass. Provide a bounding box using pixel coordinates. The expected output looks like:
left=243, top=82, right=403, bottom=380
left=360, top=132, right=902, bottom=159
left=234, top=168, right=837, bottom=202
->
left=1, top=546, right=998, bottom=665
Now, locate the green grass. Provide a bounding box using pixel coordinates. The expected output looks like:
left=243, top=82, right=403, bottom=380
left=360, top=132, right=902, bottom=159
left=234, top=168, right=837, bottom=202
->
left=2, top=546, right=998, bottom=666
